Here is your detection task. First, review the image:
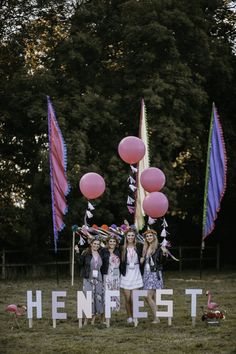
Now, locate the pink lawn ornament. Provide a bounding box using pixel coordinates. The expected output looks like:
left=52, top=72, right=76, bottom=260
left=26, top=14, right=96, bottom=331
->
left=79, top=173, right=105, bottom=200
left=206, top=290, right=219, bottom=310
left=140, top=167, right=166, bottom=192
left=5, top=304, right=27, bottom=329
left=143, top=192, right=169, bottom=218
left=118, top=136, right=146, bottom=164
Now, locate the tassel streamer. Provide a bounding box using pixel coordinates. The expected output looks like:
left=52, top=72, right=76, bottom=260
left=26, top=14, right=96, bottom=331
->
left=88, top=202, right=95, bottom=211
left=130, top=165, right=137, bottom=173
left=129, top=184, right=137, bottom=192
left=148, top=217, right=156, bottom=225
left=127, top=205, right=135, bottom=214
left=86, top=210, right=93, bottom=218
left=127, top=196, right=135, bottom=205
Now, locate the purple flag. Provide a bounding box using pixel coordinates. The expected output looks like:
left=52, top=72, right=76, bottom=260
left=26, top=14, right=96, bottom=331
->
left=47, top=97, right=70, bottom=251
left=202, top=103, right=227, bottom=240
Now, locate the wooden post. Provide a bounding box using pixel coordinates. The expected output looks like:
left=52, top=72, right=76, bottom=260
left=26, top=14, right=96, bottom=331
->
left=179, top=246, right=182, bottom=272
left=78, top=318, right=83, bottom=328
left=29, top=318, right=33, bottom=328
left=216, top=243, right=220, bottom=270
left=69, top=243, right=72, bottom=276
left=133, top=318, right=138, bottom=327
left=71, top=231, right=75, bottom=286
left=2, top=248, right=6, bottom=280
left=106, top=318, right=110, bottom=328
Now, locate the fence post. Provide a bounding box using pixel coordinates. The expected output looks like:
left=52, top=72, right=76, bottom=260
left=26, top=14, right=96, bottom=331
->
left=216, top=244, right=220, bottom=270
left=2, top=248, right=6, bottom=280
left=69, top=244, right=72, bottom=276
left=179, top=246, right=182, bottom=272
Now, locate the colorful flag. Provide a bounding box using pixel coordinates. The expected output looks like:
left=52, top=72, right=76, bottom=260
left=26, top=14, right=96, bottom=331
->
left=47, top=97, right=70, bottom=252
left=202, top=103, right=227, bottom=241
left=134, top=99, right=150, bottom=231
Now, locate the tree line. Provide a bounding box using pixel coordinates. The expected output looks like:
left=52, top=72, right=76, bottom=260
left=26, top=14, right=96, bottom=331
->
left=0, top=0, right=235, bottom=265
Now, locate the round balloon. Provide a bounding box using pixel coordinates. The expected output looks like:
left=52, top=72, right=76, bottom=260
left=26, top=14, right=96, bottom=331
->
left=79, top=172, right=105, bottom=199
left=142, top=192, right=169, bottom=218
left=118, top=136, right=146, bottom=164
left=140, top=167, right=166, bottom=192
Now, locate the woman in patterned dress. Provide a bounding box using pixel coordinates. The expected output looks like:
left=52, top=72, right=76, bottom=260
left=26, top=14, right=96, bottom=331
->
left=75, top=237, right=104, bottom=324
left=140, top=229, right=166, bottom=324
left=101, top=234, right=120, bottom=312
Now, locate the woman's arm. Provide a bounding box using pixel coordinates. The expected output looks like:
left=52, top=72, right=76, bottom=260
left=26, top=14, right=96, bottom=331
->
left=74, top=246, right=85, bottom=266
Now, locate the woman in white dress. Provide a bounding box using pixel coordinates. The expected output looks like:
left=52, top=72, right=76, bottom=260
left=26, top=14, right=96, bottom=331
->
left=120, top=228, right=143, bottom=324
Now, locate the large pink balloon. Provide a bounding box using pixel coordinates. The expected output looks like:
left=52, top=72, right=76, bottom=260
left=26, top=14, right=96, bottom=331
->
left=143, top=192, right=169, bottom=218
left=79, top=173, right=105, bottom=199
left=118, top=136, right=146, bottom=164
left=140, top=167, right=166, bottom=192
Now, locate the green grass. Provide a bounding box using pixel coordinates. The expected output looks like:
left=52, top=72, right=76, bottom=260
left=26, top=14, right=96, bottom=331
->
left=1, top=270, right=236, bottom=354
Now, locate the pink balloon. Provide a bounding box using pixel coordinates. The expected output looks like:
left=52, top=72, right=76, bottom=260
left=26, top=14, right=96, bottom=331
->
left=79, top=172, right=105, bottom=199
left=118, top=136, right=146, bottom=164
left=140, top=167, right=166, bottom=192
left=143, top=192, right=169, bottom=218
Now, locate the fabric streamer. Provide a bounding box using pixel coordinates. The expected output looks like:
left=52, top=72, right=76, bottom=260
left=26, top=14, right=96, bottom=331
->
left=202, top=103, right=227, bottom=245
left=134, top=99, right=150, bottom=231
left=47, top=97, right=70, bottom=252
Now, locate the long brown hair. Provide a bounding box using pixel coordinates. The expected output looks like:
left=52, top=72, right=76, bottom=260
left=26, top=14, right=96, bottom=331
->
left=82, top=238, right=100, bottom=255
left=106, top=234, right=119, bottom=249
left=122, top=228, right=137, bottom=261
left=142, top=233, right=158, bottom=258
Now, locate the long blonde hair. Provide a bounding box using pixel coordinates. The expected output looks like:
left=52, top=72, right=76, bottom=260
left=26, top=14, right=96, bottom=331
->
left=122, top=228, right=137, bottom=261
left=142, top=234, right=158, bottom=258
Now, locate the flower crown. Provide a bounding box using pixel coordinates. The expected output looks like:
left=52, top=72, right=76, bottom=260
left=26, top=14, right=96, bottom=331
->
left=91, top=235, right=103, bottom=242
left=106, top=233, right=119, bottom=243
left=143, top=229, right=157, bottom=237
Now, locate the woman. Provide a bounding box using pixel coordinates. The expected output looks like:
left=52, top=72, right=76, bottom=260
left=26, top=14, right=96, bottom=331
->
left=140, top=229, right=166, bottom=324
left=75, top=237, right=103, bottom=324
left=120, top=228, right=143, bottom=324
left=100, top=234, right=120, bottom=312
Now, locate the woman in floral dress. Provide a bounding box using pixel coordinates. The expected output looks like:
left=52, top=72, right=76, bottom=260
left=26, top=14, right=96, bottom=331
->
left=75, top=237, right=104, bottom=324
left=101, top=234, right=121, bottom=311
left=140, top=229, right=166, bottom=324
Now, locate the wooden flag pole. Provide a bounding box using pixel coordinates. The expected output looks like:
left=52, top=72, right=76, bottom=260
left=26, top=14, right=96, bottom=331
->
left=71, top=231, right=75, bottom=286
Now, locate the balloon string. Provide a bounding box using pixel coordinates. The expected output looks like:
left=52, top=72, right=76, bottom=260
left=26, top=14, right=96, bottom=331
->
left=84, top=210, right=88, bottom=227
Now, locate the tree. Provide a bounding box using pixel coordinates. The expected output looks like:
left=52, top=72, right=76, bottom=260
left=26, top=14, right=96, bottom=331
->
left=0, top=0, right=74, bottom=252
left=1, top=0, right=235, bottom=262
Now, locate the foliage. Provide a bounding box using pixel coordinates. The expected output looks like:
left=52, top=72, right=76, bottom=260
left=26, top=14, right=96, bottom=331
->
left=0, top=0, right=235, bottom=256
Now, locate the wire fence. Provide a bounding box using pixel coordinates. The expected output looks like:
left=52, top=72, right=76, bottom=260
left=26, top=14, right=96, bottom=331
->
left=0, top=245, right=220, bottom=280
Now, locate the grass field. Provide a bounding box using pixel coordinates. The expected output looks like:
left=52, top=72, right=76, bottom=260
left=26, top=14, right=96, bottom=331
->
left=0, top=270, right=236, bottom=354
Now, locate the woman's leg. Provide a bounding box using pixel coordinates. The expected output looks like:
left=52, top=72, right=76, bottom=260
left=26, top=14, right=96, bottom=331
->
left=146, top=289, right=158, bottom=321
left=123, top=289, right=132, bottom=318
left=131, top=288, right=140, bottom=326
